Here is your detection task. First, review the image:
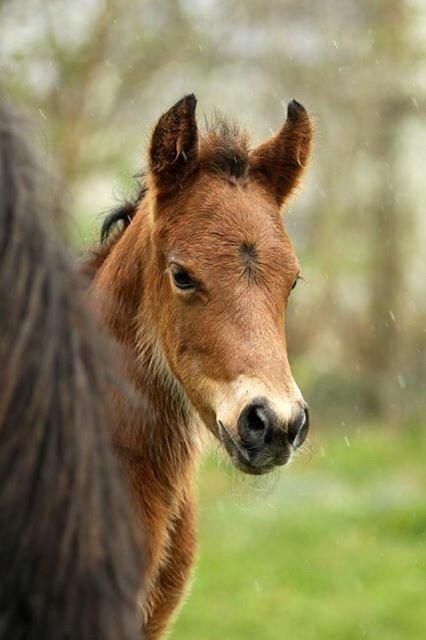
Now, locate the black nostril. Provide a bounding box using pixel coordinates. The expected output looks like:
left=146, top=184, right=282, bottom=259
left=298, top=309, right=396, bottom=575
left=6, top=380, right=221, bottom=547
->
left=287, top=407, right=310, bottom=448
left=248, top=406, right=268, bottom=432
left=238, top=399, right=274, bottom=446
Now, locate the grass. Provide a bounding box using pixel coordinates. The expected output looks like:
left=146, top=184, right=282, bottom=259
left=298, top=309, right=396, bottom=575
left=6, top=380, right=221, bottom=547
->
left=172, top=423, right=426, bottom=640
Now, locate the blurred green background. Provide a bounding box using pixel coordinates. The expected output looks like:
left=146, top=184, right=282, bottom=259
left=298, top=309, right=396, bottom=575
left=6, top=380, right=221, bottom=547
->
left=175, top=426, right=425, bottom=640
left=1, top=1, right=424, bottom=638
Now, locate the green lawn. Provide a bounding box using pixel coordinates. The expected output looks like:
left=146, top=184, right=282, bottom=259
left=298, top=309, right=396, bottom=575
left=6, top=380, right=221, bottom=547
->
left=173, top=424, right=426, bottom=640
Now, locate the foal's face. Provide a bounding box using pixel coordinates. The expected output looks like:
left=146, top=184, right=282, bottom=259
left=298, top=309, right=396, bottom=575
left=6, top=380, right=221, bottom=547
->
left=148, top=94, right=313, bottom=475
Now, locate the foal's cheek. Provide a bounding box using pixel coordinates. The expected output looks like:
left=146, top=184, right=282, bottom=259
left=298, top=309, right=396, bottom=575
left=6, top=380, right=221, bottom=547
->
left=161, top=310, right=195, bottom=369
left=166, top=319, right=208, bottom=381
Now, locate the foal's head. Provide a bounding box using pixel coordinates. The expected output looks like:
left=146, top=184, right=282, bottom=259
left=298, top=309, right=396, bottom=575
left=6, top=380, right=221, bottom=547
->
left=140, top=95, right=312, bottom=474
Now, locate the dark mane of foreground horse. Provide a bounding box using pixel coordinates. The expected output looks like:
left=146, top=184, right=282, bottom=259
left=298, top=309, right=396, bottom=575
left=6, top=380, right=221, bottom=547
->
left=0, top=98, right=144, bottom=639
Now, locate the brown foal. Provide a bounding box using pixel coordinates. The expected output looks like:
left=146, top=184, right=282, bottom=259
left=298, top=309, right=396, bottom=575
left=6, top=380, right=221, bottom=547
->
left=86, top=94, right=313, bottom=638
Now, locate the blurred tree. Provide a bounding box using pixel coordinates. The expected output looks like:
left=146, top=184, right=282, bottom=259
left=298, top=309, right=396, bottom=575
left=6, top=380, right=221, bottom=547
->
left=364, top=0, right=419, bottom=415
left=0, top=0, right=225, bottom=184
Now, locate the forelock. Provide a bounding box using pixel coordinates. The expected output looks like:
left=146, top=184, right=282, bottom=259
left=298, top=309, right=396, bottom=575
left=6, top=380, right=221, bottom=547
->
left=200, top=112, right=250, bottom=181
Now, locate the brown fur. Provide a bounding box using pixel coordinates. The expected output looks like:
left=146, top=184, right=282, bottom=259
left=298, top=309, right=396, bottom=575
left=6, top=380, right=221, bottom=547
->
left=86, top=94, right=313, bottom=638
left=0, top=96, right=144, bottom=639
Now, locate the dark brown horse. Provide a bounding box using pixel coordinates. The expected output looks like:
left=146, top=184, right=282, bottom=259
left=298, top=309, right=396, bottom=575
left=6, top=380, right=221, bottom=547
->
left=87, top=94, right=313, bottom=639
left=0, top=97, right=144, bottom=640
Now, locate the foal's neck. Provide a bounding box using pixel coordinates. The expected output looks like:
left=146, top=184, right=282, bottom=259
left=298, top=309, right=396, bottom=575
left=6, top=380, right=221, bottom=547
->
left=92, top=211, right=200, bottom=482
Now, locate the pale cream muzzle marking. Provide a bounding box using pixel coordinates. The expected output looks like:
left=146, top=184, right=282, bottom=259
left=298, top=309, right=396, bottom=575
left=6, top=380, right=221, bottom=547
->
left=212, top=377, right=309, bottom=475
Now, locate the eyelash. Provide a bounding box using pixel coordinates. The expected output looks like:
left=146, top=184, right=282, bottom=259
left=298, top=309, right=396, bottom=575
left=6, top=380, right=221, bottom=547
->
left=170, top=265, right=197, bottom=291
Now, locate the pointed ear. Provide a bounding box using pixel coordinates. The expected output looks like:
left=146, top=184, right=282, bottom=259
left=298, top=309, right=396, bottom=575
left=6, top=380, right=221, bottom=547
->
left=250, top=100, right=313, bottom=207
left=149, top=94, right=199, bottom=194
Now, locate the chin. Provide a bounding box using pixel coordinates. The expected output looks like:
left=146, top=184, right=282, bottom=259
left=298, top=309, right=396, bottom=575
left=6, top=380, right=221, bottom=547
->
left=231, top=456, right=276, bottom=476
left=217, top=420, right=290, bottom=476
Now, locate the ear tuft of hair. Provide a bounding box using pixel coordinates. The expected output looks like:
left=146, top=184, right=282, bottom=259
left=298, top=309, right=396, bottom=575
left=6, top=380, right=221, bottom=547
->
left=287, top=98, right=307, bottom=121
left=181, top=92, right=197, bottom=115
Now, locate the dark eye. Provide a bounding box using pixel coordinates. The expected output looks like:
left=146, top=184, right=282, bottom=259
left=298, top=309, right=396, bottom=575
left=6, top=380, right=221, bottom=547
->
left=171, top=266, right=196, bottom=291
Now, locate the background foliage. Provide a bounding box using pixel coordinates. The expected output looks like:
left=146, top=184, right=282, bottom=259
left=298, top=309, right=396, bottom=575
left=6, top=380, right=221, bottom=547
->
left=1, top=1, right=424, bottom=638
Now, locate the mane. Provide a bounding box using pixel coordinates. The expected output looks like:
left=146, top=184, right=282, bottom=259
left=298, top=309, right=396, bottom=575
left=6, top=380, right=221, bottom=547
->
left=0, top=96, right=144, bottom=640
left=81, top=179, right=147, bottom=279
left=100, top=179, right=148, bottom=243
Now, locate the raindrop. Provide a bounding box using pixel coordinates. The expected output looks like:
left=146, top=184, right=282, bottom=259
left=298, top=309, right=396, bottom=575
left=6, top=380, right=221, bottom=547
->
left=397, top=374, right=406, bottom=389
